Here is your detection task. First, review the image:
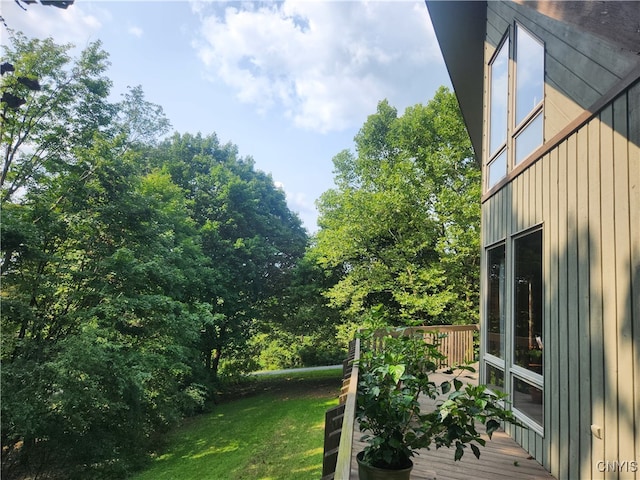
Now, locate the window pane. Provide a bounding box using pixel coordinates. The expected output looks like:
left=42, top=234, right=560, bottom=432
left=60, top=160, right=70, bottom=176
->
left=489, top=41, right=509, bottom=156
left=485, top=363, right=504, bottom=393
left=513, top=230, right=543, bottom=374
left=515, top=112, right=543, bottom=165
left=487, top=244, right=506, bottom=359
left=488, top=150, right=507, bottom=188
left=513, top=377, right=543, bottom=426
left=515, top=25, right=544, bottom=126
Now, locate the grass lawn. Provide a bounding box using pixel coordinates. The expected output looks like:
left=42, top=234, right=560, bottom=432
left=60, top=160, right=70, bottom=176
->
left=131, top=368, right=342, bottom=480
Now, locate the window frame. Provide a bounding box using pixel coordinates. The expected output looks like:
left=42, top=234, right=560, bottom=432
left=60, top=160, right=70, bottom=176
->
left=486, top=32, right=510, bottom=189
left=485, top=22, right=545, bottom=190
left=482, top=227, right=545, bottom=434
left=512, top=23, right=545, bottom=166
left=509, top=226, right=544, bottom=433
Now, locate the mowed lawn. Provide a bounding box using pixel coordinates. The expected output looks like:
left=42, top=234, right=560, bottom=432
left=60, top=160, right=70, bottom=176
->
left=131, top=369, right=342, bottom=480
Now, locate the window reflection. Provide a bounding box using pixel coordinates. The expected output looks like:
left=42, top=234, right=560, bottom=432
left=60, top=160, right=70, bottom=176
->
left=515, top=112, right=543, bottom=164
left=515, top=25, right=544, bottom=126
left=513, top=377, right=543, bottom=426
left=485, top=363, right=504, bottom=393
left=488, top=150, right=507, bottom=188
left=487, top=244, right=505, bottom=358
left=489, top=40, right=509, bottom=157
left=513, top=230, right=543, bottom=374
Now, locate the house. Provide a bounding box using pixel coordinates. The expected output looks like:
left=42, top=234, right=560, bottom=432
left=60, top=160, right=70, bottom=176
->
left=426, top=1, right=640, bottom=479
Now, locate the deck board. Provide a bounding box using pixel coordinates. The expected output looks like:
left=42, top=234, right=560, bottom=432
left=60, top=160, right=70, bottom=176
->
left=349, top=367, right=555, bottom=480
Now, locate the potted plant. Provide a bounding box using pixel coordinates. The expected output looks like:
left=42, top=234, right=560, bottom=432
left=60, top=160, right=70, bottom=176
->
left=356, top=328, right=519, bottom=480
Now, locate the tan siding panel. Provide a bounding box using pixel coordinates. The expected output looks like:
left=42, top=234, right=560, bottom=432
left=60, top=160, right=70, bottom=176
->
left=599, top=104, right=619, bottom=468
left=482, top=200, right=490, bottom=247
left=541, top=151, right=551, bottom=471
left=612, top=93, right=636, bottom=468
left=628, top=82, right=640, bottom=473
left=556, top=139, right=570, bottom=480
left=523, top=165, right=531, bottom=227
left=535, top=160, right=543, bottom=225
left=566, top=133, right=581, bottom=479
left=545, top=83, right=586, bottom=141
left=545, top=60, right=601, bottom=114
left=548, top=145, right=560, bottom=479
left=515, top=172, right=523, bottom=231
left=587, top=114, right=605, bottom=480
left=576, top=125, right=592, bottom=480
left=487, top=2, right=511, bottom=39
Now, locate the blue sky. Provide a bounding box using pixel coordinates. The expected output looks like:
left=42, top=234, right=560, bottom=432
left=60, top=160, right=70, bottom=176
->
left=1, top=0, right=451, bottom=232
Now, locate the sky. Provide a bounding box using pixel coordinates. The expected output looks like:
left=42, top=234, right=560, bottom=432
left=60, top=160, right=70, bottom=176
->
left=0, top=0, right=451, bottom=232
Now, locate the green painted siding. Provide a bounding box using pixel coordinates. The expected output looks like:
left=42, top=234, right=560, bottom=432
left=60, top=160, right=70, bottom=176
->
left=481, top=83, right=640, bottom=479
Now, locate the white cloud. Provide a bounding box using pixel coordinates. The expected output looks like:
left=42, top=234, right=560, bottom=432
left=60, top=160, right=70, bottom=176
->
left=1, top=0, right=106, bottom=46
left=287, top=190, right=317, bottom=232
left=192, top=1, right=443, bottom=133
left=128, top=25, right=143, bottom=38
left=274, top=180, right=316, bottom=230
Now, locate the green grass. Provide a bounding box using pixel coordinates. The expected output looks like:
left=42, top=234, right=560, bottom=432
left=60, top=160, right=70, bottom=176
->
left=131, top=368, right=342, bottom=480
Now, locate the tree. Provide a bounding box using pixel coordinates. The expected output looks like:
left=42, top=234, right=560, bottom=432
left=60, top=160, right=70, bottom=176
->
left=153, top=133, right=308, bottom=376
left=1, top=35, right=206, bottom=479
left=1, top=32, right=114, bottom=202
left=313, top=88, right=479, bottom=326
left=1, top=32, right=310, bottom=478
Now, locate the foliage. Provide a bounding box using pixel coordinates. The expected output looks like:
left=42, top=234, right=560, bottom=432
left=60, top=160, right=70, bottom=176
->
left=248, top=245, right=345, bottom=371
left=1, top=32, right=308, bottom=479
left=314, top=88, right=480, bottom=326
left=356, top=328, right=519, bottom=470
left=241, top=328, right=344, bottom=372
left=153, top=132, right=308, bottom=377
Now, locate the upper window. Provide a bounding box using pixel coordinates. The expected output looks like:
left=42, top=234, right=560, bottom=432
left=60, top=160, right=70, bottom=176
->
left=515, top=25, right=544, bottom=126
left=513, top=24, right=544, bottom=165
left=486, top=24, right=544, bottom=189
left=489, top=39, right=509, bottom=158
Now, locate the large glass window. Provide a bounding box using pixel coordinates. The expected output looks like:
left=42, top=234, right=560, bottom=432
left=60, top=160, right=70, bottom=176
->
left=489, top=39, right=509, bottom=158
left=513, top=25, right=544, bottom=165
left=487, top=244, right=506, bottom=359
left=484, top=229, right=544, bottom=429
left=513, top=229, right=543, bottom=375
left=515, top=25, right=544, bottom=126
left=488, top=151, right=507, bottom=189
left=486, top=24, right=544, bottom=188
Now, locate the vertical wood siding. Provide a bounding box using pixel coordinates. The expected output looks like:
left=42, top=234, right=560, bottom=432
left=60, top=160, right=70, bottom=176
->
left=481, top=83, right=640, bottom=478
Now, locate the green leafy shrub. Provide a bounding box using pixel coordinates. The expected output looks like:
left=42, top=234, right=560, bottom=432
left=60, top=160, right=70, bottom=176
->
left=356, top=328, right=520, bottom=470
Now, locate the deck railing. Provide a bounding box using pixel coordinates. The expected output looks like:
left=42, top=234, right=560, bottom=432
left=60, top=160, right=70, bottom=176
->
left=322, top=324, right=479, bottom=480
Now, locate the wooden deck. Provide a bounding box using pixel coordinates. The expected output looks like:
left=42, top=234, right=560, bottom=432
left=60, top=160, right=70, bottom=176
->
left=348, top=366, right=555, bottom=480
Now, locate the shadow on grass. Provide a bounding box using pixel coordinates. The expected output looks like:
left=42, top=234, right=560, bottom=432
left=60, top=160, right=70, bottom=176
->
left=131, top=371, right=341, bottom=480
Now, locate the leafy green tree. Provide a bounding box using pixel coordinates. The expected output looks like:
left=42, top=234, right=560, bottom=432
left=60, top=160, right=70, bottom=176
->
left=1, top=31, right=310, bottom=479
left=153, top=133, right=308, bottom=376
left=314, top=88, right=479, bottom=326
left=250, top=245, right=345, bottom=369
left=1, top=134, right=210, bottom=478
left=1, top=35, right=205, bottom=478
left=1, top=32, right=114, bottom=202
